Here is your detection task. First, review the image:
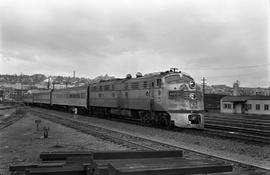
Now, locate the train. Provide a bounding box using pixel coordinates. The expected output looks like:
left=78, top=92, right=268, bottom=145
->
left=24, top=69, right=204, bottom=129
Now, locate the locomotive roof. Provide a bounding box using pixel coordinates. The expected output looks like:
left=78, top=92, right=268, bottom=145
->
left=31, top=89, right=51, bottom=94
left=52, top=85, right=88, bottom=92
left=90, top=71, right=193, bottom=85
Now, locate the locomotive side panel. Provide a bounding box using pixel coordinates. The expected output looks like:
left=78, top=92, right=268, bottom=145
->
left=89, top=81, right=119, bottom=108
left=120, top=89, right=150, bottom=110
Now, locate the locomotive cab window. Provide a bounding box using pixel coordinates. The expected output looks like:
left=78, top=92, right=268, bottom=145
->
left=165, top=75, right=180, bottom=84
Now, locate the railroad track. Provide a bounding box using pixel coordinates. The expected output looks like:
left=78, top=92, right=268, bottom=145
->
left=31, top=109, right=181, bottom=151
left=204, top=115, right=270, bottom=144
left=29, top=108, right=270, bottom=173
left=0, top=110, right=25, bottom=130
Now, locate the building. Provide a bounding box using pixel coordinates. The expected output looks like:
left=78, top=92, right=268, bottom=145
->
left=232, top=80, right=270, bottom=96
left=220, top=96, right=270, bottom=115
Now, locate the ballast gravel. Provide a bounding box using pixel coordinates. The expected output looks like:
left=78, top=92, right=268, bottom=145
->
left=0, top=113, right=128, bottom=174
left=65, top=111, right=270, bottom=175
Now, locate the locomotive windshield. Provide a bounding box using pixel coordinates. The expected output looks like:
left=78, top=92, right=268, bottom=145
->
left=165, top=74, right=194, bottom=84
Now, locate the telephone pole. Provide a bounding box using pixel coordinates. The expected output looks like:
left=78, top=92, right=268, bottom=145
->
left=202, top=77, right=207, bottom=109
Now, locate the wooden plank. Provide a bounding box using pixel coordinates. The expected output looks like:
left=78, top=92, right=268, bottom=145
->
left=9, top=162, right=65, bottom=172
left=25, top=165, right=87, bottom=175
left=107, top=158, right=233, bottom=175
left=66, top=156, right=93, bottom=164
left=40, top=151, right=93, bottom=161
left=93, top=150, right=183, bottom=160
left=40, top=150, right=183, bottom=161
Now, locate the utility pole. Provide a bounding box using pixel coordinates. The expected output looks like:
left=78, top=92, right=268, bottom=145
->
left=202, top=77, right=207, bottom=110
left=47, top=76, right=51, bottom=89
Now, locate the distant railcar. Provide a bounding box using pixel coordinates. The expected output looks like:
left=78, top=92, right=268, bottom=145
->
left=51, top=86, right=88, bottom=112
left=32, top=90, right=51, bottom=106
left=23, top=93, right=33, bottom=105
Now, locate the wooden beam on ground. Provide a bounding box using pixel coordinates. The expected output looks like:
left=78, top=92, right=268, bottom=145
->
left=25, top=165, right=87, bottom=175
left=107, top=158, right=233, bottom=175
left=9, top=162, right=65, bottom=172
left=40, top=150, right=183, bottom=161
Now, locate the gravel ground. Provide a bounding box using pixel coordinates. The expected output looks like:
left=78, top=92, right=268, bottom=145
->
left=0, top=108, right=16, bottom=119
left=57, top=111, right=270, bottom=174
left=0, top=113, right=128, bottom=174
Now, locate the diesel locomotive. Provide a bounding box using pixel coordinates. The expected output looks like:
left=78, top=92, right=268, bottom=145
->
left=25, top=69, right=204, bottom=129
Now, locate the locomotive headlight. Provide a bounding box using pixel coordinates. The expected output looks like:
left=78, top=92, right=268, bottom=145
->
left=189, top=81, right=195, bottom=89
left=190, top=93, right=196, bottom=100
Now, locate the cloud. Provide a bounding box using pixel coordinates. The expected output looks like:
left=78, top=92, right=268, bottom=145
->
left=0, top=0, right=268, bottom=87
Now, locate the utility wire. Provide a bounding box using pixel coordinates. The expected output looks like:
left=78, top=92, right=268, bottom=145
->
left=185, top=63, right=270, bottom=70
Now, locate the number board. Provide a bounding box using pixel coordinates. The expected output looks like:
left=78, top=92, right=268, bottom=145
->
left=168, top=91, right=183, bottom=99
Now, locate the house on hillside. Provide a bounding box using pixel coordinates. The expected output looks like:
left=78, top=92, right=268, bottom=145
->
left=220, top=96, right=270, bottom=115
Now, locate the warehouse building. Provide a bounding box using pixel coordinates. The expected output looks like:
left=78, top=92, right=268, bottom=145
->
left=220, top=96, right=270, bottom=115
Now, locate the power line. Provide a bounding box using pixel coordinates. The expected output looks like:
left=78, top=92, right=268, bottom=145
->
left=185, top=63, right=270, bottom=70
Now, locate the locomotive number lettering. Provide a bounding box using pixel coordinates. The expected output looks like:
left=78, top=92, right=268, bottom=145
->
left=169, top=90, right=183, bottom=98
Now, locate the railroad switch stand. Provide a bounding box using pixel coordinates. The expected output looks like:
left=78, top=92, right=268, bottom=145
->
left=43, top=126, right=50, bottom=138
left=35, top=119, right=41, bottom=131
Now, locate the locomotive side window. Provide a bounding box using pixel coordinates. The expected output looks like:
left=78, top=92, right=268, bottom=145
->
left=104, top=85, right=110, bottom=91
left=91, top=86, right=97, bottom=91
left=156, top=79, right=161, bottom=87
left=81, top=93, right=86, bottom=99
left=70, top=93, right=80, bottom=98
left=131, top=82, right=139, bottom=89
left=143, top=81, right=148, bottom=89
left=256, top=104, right=260, bottom=110
left=264, top=104, right=269, bottom=110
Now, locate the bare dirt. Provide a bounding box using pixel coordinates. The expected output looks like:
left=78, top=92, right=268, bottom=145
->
left=0, top=113, right=128, bottom=174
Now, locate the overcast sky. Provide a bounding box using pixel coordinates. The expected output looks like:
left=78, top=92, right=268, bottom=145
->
left=0, top=0, right=269, bottom=87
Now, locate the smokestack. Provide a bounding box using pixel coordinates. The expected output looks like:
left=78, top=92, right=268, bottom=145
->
left=233, top=80, right=240, bottom=96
